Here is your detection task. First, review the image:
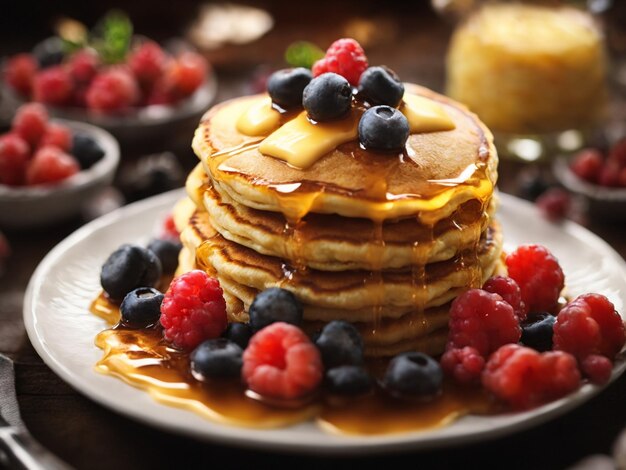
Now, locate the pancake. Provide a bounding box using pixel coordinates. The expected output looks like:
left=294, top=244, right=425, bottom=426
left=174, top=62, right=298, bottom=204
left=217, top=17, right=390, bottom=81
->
left=182, top=81, right=503, bottom=358
left=180, top=207, right=502, bottom=314
left=192, top=84, right=497, bottom=222
left=178, top=244, right=452, bottom=356
left=186, top=163, right=497, bottom=271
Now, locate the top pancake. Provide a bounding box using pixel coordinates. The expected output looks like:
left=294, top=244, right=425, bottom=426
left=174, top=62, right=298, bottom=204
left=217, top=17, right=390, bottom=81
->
left=193, top=84, right=498, bottom=222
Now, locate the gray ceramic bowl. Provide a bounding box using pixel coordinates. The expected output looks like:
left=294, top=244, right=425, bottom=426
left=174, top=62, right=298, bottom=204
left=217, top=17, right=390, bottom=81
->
left=0, top=119, right=119, bottom=229
left=1, top=37, right=218, bottom=145
left=0, top=75, right=217, bottom=145
left=554, top=157, right=626, bottom=221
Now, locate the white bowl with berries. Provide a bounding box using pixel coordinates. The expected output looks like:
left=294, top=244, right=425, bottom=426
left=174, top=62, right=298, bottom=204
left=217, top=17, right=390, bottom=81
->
left=554, top=141, right=626, bottom=220
left=1, top=12, right=217, bottom=143
left=0, top=103, right=119, bottom=229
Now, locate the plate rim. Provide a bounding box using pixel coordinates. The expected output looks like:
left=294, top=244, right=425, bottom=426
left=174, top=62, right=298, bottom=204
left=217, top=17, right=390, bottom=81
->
left=23, top=190, right=626, bottom=455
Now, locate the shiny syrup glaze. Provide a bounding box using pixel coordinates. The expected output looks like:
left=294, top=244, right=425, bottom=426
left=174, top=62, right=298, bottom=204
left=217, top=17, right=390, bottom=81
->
left=91, top=95, right=497, bottom=435
left=91, top=293, right=496, bottom=434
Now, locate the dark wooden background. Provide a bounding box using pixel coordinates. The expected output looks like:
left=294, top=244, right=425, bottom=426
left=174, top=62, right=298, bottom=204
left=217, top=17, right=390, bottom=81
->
left=1, top=1, right=626, bottom=469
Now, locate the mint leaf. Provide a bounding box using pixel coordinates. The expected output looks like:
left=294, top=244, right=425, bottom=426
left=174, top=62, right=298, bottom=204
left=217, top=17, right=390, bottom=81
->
left=285, top=41, right=324, bottom=69
left=92, top=10, right=133, bottom=64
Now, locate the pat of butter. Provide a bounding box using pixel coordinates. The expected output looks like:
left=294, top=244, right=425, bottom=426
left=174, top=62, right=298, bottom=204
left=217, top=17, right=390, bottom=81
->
left=236, top=97, right=281, bottom=136
left=259, top=109, right=359, bottom=169
left=402, top=94, right=456, bottom=133
left=242, top=92, right=456, bottom=169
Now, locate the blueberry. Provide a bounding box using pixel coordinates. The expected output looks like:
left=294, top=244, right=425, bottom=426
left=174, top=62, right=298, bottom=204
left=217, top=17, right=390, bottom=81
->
left=521, top=313, right=556, bottom=352
left=190, top=339, right=243, bottom=379
left=357, top=66, right=404, bottom=107
left=325, top=366, right=372, bottom=395
left=33, top=37, right=64, bottom=69
left=72, top=133, right=105, bottom=170
left=147, top=238, right=181, bottom=275
left=302, top=73, right=352, bottom=122
left=267, top=67, right=312, bottom=109
left=358, top=105, right=409, bottom=151
left=248, top=288, right=303, bottom=331
left=383, top=352, right=443, bottom=399
left=517, top=170, right=551, bottom=202
left=118, top=152, right=184, bottom=202
left=223, top=322, right=253, bottom=349
left=315, top=320, right=364, bottom=368
left=119, top=287, right=164, bottom=327
left=100, top=244, right=162, bottom=301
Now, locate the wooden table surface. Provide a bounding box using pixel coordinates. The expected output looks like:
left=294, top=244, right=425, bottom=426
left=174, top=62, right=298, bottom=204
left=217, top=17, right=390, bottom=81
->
left=2, top=3, right=626, bottom=469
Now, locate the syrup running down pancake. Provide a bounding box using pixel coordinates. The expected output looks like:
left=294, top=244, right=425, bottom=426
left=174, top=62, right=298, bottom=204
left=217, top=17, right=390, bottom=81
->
left=179, top=83, right=501, bottom=357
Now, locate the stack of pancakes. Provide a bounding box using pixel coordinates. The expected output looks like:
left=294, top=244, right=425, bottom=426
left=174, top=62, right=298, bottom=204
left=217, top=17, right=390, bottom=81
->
left=175, top=84, right=502, bottom=357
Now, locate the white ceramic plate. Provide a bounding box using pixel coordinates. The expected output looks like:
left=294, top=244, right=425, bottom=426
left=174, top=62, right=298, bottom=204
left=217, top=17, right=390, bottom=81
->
left=23, top=190, right=626, bottom=455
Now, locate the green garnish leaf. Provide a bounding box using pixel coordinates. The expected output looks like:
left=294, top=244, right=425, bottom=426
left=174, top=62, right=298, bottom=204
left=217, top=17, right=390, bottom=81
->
left=92, top=10, right=133, bottom=64
left=285, top=41, right=325, bottom=69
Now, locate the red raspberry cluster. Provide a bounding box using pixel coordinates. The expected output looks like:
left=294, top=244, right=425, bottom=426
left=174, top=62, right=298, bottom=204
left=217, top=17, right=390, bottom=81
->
left=0, top=103, right=79, bottom=186
left=242, top=322, right=322, bottom=400
left=535, top=188, right=571, bottom=222
left=570, top=141, right=626, bottom=187
left=506, top=244, right=564, bottom=314
left=160, top=271, right=323, bottom=400
left=312, top=38, right=369, bottom=86
left=441, top=244, right=625, bottom=409
left=160, top=270, right=228, bottom=351
left=482, top=344, right=581, bottom=409
left=4, top=41, right=208, bottom=114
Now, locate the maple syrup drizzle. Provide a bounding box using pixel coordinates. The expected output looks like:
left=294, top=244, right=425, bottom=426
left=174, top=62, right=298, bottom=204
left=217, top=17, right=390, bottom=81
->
left=90, top=90, right=499, bottom=435
left=90, top=294, right=496, bottom=434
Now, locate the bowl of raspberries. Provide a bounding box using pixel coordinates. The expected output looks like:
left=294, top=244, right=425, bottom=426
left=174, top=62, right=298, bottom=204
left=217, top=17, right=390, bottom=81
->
left=0, top=103, right=119, bottom=229
left=1, top=12, right=216, bottom=142
left=554, top=139, right=626, bottom=220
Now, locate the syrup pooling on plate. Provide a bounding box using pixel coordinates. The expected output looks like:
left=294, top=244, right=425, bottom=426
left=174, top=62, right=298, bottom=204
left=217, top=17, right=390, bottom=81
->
left=90, top=296, right=496, bottom=434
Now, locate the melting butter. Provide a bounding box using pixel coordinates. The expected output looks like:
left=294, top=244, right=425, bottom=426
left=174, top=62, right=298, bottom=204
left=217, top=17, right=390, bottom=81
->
left=236, top=97, right=281, bottom=136
left=259, top=109, right=360, bottom=169
left=237, top=92, right=456, bottom=169
left=402, top=93, right=456, bottom=133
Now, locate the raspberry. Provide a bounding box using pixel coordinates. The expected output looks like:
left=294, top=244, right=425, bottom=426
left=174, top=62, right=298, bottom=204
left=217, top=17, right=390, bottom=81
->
left=160, top=270, right=227, bottom=350
left=598, top=163, right=620, bottom=187
left=33, top=66, right=74, bottom=106
left=129, top=41, right=168, bottom=86
left=506, top=245, right=565, bottom=314
left=570, top=149, right=604, bottom=184
left=483, top=276, right=528, bottom=321
left=161, top=213, right=179, bottom=240
left=12, top=103, right=48, bottom=148
left=553, top=293, right=625, bottom=361
left=69, top=83, right=90, bottom=107
left=39, top=123, right=72, bottom=151
left=312, top=38, right=368, bottom=86
left=580, top=354, right=613, bottom=385
left=242, top=322, right=323, bottom=400
left=165, top=52, right=207, bottom=98
left=4, top=54, right=38, bottom=97
left=68, top=49, right=100, bottom=84
left=146, top=81, right=176, bottom=106
left=86, top=68, right=140, bottom=113
left=617, top=167, right=626, bottom=188
left=482, top=344, right=581, bottom=409
left=0, top=134, right=30, bottom=186
left=608, top=139, right=626, bottom=168
left=447, top=289, right=521, bottom=357
left=536, top=188, right=571, bottom=222
left=440, top=346, right=485, bottom=385
left=26, top=146, right=79, bottom=185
